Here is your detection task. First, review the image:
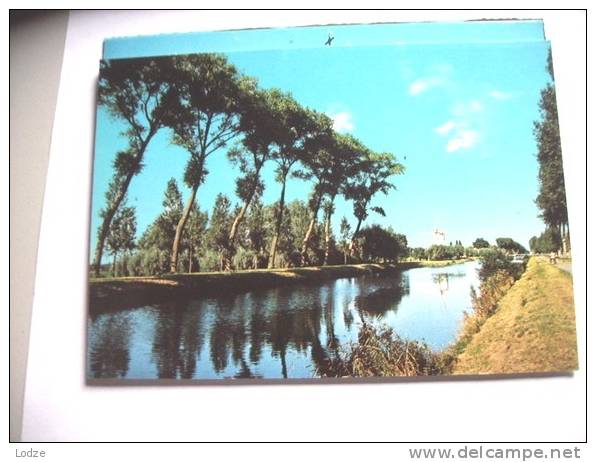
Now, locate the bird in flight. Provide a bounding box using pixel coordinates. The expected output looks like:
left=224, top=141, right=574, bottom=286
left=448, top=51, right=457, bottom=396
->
left=324, top=33, right=334, bottom=46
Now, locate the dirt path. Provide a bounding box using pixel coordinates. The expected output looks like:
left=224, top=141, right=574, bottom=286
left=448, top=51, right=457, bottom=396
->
left=556, top=261, right=572, bottom=274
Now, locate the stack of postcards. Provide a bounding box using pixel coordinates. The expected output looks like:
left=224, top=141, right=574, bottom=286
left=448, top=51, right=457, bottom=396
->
left=87, top=20, right=576, bottom=382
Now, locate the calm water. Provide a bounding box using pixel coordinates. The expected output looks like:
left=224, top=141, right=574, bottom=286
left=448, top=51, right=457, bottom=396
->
left=87, top=261, right=480, bottom=379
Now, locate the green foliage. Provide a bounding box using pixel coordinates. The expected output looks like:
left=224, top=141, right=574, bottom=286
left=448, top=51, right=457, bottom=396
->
left=345, top=150, right=405, bottom=230
left=338, top=217, right=352, bottom=263
left=132, top=179, right=208, bottom=276
left=242, top=198, right=268, bottom=268
left=534, top=48, right=568, bottom=252
left=206, top=194, right=233, bottom=270
left=93, top=56, right=179, bottom=275
left=319, top=321, right=441, bottom=377
left=442, top=268, right=517, bottom=371
left=477, top=249, right=525, bottom=283
left=105, top=203, right=137, bottom=276
left=529, top=227, right=561, bottom=254
left=472, top=237, right=490, bottom=249
left=495, top=237, right=528, bottom=255
left=95, top=53, right=409, bottom=276
left=470, top=270, right=515, bottom=319
left=409, top=247, right=427, bottom=260
left=139, top=179, right=183, bottom=252
left=426, top=244, right=464, bottom=261
left=358, top=225, right=408, bottom=262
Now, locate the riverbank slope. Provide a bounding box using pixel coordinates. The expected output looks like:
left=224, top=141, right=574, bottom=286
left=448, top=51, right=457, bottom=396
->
left=453, top=258, right=578, bottom=374
left=90, top=260, right=466, bottom=313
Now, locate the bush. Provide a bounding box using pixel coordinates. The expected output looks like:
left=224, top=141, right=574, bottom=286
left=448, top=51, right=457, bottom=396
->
left=470, top=270, right=515, bottom=318
left=478, top=249, right=525, bottom=282
left=318, top=321, right=442, bottom=377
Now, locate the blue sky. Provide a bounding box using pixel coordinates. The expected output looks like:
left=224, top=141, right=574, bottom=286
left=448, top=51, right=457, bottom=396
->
left=91, top=24, right=554, bottom=255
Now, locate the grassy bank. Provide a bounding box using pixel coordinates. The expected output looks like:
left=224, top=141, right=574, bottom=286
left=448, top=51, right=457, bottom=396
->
left=90, top=261, right=432, bottom=314
left=412, top=257, right=475, bottom=268
left=452, top=257, right=578, bottom=374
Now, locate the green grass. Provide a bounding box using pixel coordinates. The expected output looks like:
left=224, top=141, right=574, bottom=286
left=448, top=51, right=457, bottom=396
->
left=412, top=257, right=475, bottom=268
left=452, top=257, right=578, bottom=374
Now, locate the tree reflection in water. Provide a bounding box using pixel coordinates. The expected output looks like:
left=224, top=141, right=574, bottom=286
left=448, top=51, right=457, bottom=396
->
left=88, top=312, right=132, bottom=378
left=88, top=262, right=479, bottom=379
left=151, top=301, right=205, bottom=379
left=432, top=271, right=466, bottom=307
left=355, top=273, right=410, bottom=315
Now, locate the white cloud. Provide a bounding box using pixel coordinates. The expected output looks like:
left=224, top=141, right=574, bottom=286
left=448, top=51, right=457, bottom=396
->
left=330, top=111, right=354, bottom=133
left=446, top=129, right=479, bottom=153
left=489, top=90, right=513, bottom=100
left=435, top=120, right=456, bottom=135
left=452, top=100, right=484, bottom=116
left=408, top=76, right=444, bottom=96
left=435, top=98, right=486, bottom=153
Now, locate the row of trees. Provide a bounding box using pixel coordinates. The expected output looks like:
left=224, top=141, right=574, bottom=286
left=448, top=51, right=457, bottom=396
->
left=407, top=236, right=527, bottom=262
left=532, top=50, right=570, bottom=255
left=93, top=53, right=404, bottom=276
left=105, top=179, right=409, bottom=276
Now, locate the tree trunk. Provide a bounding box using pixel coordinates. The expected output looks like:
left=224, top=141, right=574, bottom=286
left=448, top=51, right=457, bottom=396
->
left=280, top=346, right=288, bottom=379
left=92, top=131, right=155, bottom=277
left=566, top=222, right=571, bottom=254
left=170, top=182, right=199, bottom=273
left=560, top=222, right=568, bottom=256
left=349, top=217, right=363, bottom=257
left=268, top=173, right=288, bottom=269
left=300, top=190, right=323, bottom=267
left=188, top=246, right=193, bottom=273
left=323, top=195, right=336, bottom=266
left=112, top=253, right=117, bottom=277
left=224, top=162, right=265, bottom=271
left=224, top=200, right=250, bottom=272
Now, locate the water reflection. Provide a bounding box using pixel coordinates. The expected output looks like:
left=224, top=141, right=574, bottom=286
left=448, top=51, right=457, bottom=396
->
left=88, top=261, right=480, bottom=379
left=151, top=302, right=205, bottom=379
left=355, top=273, right=410, bottom=315
left=88, top=312, right=132, bottom=378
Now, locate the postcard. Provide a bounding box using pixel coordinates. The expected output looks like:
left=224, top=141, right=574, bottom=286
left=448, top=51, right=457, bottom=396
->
left=87, top=21, right=577, bottom=381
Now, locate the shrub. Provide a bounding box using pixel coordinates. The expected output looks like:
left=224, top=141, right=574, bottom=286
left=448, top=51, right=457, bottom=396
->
left=478, top=249, right=525, bottom=282
left=318, top=321, right=441, bottom=377
left=470, top=270, right=515, bottom=318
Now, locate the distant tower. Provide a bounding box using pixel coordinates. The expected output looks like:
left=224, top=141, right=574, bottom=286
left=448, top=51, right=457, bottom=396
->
left=433, top=229, right=446, bottom=246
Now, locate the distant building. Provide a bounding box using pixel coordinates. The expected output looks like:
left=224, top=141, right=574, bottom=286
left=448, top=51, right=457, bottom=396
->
left=433, top=229, right=446, bottom=246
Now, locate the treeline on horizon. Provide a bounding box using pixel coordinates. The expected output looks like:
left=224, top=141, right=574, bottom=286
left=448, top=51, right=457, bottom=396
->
left=92, top=53, right=406, bottom=277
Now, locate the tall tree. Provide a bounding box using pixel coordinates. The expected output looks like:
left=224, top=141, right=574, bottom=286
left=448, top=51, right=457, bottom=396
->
left=137, top=178, right=184, bottom=275
left=139, top=178, right=183, bottom=252
left=266, top=96, right=317, bottom=268
left=244, top=197, right=267, bottom=269
left=183, top=204, right=209, bottom=273
left=164, top=54, right=256, bottom=272
left=339, top=217, right=352, bottom=264
left=224, top=89, right=283, bottom=269
left=320, top=134, right=367, bottom=265
left=534, top=49, right=569, bottom=253
left=294, top=114, right=336, bottom=266
left=105, top=203, right=137, bottom=277
left=345, top=151, right=405, bottom=256
left=92, top=56, right=174, bottom=276
left=207, top=194, right=234, bottom=271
